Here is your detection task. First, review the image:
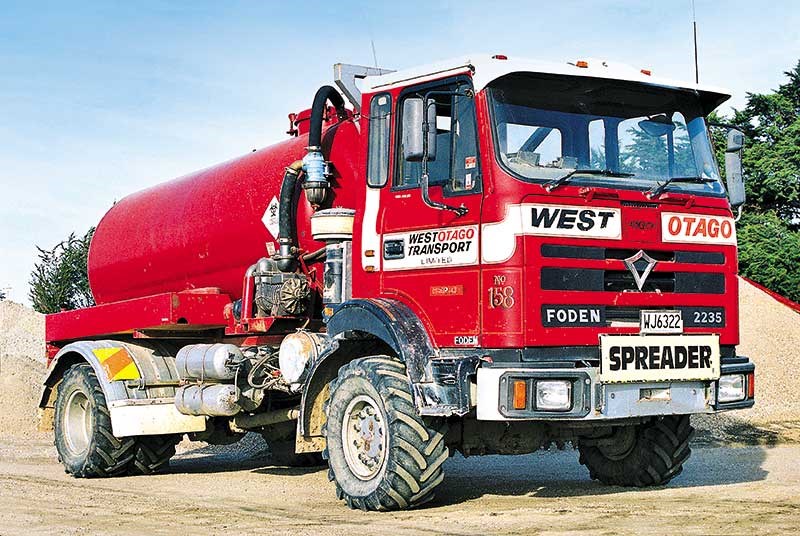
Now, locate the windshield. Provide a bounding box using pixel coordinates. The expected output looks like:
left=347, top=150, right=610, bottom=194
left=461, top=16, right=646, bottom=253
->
left=487, top=72, right=724, bottom=196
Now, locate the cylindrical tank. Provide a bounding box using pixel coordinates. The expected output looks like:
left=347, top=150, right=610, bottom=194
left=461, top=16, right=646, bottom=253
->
left=176, top=343, right=245, bottom=381
left=175, top=384, right=241, bottom=416
left=88, top=118, right=360, bottom=304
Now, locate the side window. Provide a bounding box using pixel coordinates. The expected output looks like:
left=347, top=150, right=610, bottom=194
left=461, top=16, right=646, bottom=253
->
left=449, top=92, right=480, bottom=193
left=367, top=93, right=392, bottom=187
left=396, top=81, right=480, bottom=195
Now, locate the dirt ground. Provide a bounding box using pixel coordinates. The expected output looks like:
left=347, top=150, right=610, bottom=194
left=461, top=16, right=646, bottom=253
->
left=2, top=278, right=800, bottom=534
left=1, top=433, right=799, bottom=536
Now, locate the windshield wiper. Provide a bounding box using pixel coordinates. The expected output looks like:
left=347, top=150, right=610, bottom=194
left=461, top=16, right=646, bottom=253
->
left=647, top=176, right=717, bottom=198
left=545, top=169, right=634, bottom=192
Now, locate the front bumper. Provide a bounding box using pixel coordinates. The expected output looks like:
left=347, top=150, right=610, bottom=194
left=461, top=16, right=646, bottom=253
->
left=475, top=358, right=755, bottom=421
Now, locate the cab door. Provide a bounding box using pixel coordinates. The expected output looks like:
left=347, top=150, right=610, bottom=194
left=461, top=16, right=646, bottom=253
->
left=378, top=76, right=484, bottom=348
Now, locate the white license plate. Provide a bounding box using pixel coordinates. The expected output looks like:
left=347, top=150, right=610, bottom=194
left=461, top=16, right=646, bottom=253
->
left=599, top=334, right=720, bottom=383
left=640, top=310, right=683, bottom=334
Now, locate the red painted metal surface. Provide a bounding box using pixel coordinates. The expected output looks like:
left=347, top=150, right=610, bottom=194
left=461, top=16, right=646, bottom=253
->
left=46, top=291, right=232, bottom=345
left=88, top=114, right=360, bottom=305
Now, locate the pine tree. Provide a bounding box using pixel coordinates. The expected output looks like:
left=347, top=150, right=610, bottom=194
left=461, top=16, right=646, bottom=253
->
left=29, top=228, right=96, bottom=314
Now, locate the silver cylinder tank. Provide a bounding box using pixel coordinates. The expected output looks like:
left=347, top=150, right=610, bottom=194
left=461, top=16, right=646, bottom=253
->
left=175, top=384, right=241, bottom=416
left=176, top=343, right=244, bottom=381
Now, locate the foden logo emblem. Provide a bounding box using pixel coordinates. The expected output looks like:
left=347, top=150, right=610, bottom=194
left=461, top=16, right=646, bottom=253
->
left=624, top=250, right=657, bottom=291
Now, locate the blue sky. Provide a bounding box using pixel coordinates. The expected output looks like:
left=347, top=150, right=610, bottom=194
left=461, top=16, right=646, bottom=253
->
left=1, top=0, right=798, bottom=304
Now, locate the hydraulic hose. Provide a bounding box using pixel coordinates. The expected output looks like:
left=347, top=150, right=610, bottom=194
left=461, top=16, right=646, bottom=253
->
left=276, top=160, right=304, bottom=272
left=277, top=87, right=346, bottom=272
left=308, top=86, right=347, bottom=150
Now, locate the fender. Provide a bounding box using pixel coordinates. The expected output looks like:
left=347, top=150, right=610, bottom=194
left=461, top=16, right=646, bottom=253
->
left=295, top=298, right=437, bottom=444
left=39, top=340, right=205, bottom=437
left=325, top=298, right=436, bottom=382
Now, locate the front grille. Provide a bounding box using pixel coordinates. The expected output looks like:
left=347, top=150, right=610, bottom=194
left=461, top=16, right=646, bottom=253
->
left=541, top=267, right=725, bottom=294
left=621, top=201, right=658, bottom=208
left=604, top=270, right=675, bottom=292
left=541, top=245, right=724, bottom=265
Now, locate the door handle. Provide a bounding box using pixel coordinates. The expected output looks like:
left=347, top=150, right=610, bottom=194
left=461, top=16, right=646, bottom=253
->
left=383, top=239, right=405, bottom=260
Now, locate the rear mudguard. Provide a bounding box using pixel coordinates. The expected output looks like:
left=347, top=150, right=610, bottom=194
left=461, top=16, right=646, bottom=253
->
left=39, top=340, right=205, bottom=437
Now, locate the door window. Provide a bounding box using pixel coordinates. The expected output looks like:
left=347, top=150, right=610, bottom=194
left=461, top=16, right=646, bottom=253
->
left=395, top=81, right=481, bottom=195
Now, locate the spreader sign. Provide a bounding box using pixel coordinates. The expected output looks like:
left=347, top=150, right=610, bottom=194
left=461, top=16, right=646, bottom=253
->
left=382, top=224, right=479, bottom=271
left=599, top=334, right=720, bottom=383
left=661, top=213, right=736, bottom=246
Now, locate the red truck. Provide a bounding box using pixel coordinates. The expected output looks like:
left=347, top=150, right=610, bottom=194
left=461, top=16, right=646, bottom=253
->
left=40, top=55, right=755, bottom=511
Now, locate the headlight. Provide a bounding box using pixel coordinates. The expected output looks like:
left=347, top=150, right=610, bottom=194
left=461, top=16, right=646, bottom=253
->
left=718, top=374, right=746, bottom=403
left=535, top=380, right=572, bottom=411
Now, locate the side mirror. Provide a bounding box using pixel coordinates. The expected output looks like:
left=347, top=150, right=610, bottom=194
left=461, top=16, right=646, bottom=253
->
left=725, top=129, right=746, bottom=207
left=402, top=98, right=437, bottom=162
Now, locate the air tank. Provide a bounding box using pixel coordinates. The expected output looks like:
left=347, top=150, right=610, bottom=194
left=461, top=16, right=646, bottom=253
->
left=87, top=116, right=360, bottom=304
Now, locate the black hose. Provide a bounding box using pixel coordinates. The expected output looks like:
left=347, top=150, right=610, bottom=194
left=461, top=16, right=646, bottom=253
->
left=276, top=161, right=303, bottom=272
left=308, top=86, right=346, bottom=150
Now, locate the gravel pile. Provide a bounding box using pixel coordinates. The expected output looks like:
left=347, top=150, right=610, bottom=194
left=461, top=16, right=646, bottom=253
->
left=0, top=277, right=798, bottom=441
left=0, top=301, right=45, bottom=438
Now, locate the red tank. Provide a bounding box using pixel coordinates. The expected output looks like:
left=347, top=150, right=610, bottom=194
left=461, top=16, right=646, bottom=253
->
left=88, top=116, right=360, bottom=304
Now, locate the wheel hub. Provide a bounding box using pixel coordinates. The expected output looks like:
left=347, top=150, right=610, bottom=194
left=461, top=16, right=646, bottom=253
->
left=64, top=390, right=92, bottom=455
left=342, top=395, right=387, bottom=480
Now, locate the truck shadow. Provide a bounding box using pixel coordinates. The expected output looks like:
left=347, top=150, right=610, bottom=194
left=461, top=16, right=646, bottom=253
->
left=168, top=419, right=778, bottom=505
left=434, top=417, right=775, bottom=506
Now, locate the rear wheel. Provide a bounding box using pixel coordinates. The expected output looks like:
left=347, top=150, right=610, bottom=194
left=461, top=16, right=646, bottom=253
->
left=129, top=435, right=179, bottom=475
left=323, top=356, right=448, bottom=511
left=578, top=415, right=694, bottom=487
left=55, top=363, right=179, bottom=477
left=54, top=364, right=136, bottom=477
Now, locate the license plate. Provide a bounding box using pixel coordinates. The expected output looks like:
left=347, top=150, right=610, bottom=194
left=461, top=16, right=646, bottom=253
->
left=640, top=310, right=683, bottom=334
left=599, top=334, right=720, bottom=383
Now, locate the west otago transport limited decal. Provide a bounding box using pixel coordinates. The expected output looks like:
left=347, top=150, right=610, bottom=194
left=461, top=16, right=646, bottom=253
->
left=382, top=224, right=479, bottom=271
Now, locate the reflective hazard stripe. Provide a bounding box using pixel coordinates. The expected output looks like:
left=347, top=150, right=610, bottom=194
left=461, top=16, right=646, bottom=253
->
left=92, top=347, right=141, bottom=381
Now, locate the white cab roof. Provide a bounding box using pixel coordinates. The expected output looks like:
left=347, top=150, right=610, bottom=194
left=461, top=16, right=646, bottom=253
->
left=364, top=54, right=731, bottom=102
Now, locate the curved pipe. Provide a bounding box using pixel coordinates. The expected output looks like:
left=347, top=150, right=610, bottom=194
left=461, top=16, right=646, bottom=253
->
left=276, top=160, right=304, bottom=272
left=308, top=85, right=346, bottom=150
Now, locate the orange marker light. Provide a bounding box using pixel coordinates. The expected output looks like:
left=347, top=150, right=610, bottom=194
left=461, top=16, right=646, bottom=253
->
left=641, top=69, right=652, bottom=76
left=576, top=60, right=589, bottom=68
left=748, top=373, right=755, bottom=398
left=365, top=249, right=375, bottom=257
left=513, top=380, right=527, bottom=410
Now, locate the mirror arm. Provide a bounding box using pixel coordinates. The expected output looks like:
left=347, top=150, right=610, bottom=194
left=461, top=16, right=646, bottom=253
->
left=418, top=88, right=469, bottom=218
left=421, top=173, right=468, bottom=217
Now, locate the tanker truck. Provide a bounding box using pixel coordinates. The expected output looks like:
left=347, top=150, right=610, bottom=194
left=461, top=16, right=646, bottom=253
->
left=39, top=54, right=755, bottom=511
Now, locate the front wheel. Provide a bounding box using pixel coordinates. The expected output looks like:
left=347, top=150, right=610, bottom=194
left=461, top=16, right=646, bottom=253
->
left=578, top=415, right=694, bottom=487
left=323, top=356, right=448, bottom=511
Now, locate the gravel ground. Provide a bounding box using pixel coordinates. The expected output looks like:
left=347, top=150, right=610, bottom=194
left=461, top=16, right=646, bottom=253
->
left=0, top=276, right=798, bottom=441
